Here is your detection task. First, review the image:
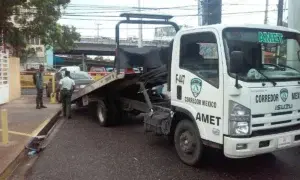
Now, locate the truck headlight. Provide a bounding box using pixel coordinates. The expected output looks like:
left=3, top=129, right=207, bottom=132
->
left=229, top=100, right=251, bottom=136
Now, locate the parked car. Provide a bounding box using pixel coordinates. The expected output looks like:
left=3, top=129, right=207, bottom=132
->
left=88, top=66, right=110, bottom=80
left=46, top=71, right=94, bottom=102
left=57, top=66, right=80, bottom=73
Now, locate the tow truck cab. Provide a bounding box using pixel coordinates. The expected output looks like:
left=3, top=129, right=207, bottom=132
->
left=171, top=24, right=300, bottom=161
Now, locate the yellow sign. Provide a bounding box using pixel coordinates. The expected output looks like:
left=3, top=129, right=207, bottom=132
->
left=20, top=71, right=53, bottom=88
left=92, top=74, right=104, bottom=81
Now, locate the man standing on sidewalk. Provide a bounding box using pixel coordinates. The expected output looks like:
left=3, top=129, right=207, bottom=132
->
left=34, top=65, right=47, bottom=109
left=58, top=70, right=75, bottom=119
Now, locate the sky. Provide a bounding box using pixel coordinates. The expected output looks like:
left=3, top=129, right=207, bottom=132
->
left=58, top=0, right=289, bottom=40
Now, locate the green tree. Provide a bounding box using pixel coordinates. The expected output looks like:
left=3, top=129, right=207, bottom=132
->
left=0, top=0, right=80, bottom=61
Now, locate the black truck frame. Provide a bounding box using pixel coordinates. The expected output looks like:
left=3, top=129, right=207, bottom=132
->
left=72, top=13, right=181, bottom=131
left=94, top=13, right=180, bottom=135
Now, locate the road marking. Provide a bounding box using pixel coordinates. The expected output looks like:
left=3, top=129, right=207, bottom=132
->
left=0, top=129, right=33, bottom=137
left=30, top=110, right=61, bottom=137
left=30, top=118, right=51, bottom=137
left=0, top=111, right=59, bottom=138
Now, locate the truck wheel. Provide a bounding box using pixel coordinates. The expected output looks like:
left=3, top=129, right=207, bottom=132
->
left=96, top=100, right=108, bottom=126
left=174, top=120, right=203, bottom=166
left=105, top=94, right=122, bottom=126
left=76, top=101, right=83, bottom=108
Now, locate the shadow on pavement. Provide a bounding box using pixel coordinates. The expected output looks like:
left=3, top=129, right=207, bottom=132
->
left=52, top=106, right=300, bottom=180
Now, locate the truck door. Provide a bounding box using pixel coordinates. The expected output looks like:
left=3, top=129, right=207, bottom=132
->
left=171, top=29, right=224, bottom=144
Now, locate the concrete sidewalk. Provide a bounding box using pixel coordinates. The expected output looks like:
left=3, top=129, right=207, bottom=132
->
left=0, top=95, right=60, bottom=179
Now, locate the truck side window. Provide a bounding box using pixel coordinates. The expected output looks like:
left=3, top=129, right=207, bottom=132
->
left=179, top=32, right=219, bottom=88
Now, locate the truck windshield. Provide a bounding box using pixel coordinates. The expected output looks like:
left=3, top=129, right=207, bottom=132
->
left=223, top=28, right=300, bottom=81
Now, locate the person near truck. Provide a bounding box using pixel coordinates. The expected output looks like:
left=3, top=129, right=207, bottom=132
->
left=33, top=65, right=47, bottom=109
left=58, top=70, right=75, bottom=119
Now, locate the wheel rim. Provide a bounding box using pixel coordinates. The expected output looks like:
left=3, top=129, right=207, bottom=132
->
left=179, top=130, right=196, bottom=155
left=97, top=105, right=105, bottom=123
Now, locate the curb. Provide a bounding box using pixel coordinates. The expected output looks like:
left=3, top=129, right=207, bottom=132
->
left=0, top=109, right=62, bottom=180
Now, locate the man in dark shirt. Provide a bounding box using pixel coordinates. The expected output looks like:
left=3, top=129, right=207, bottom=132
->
left=35, top=65, right=47, bottom=109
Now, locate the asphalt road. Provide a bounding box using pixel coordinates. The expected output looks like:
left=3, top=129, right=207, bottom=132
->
left=26, top=108, right=300, bottom=180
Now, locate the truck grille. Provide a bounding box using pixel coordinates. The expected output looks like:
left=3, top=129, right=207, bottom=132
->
left=251, top=123, right=300, bottom=137
left=251, top=110, right=300, bottom=133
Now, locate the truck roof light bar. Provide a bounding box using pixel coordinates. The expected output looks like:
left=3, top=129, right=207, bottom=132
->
left=120, top=13, right=174, bottom=21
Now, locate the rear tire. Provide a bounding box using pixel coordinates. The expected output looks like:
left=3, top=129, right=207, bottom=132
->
left=105, top=98, right=121, bottom=126
left=76, top=101, right=83, bottom=108
left=96, top=100, right=108, bottom=127
left=174, top=120, right=203, bottom=166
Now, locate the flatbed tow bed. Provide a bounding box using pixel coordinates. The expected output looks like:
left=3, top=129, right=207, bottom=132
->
left=71, top=13, right=179, bottom=117
left=71, top=72, right=124, bottom=103
left=71, top=13, right=178, bottom=108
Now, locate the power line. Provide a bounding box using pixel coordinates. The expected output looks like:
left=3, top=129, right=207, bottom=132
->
left=63, top=5, right=272, bottom=15
left=66, top=4, right=197, bottom=10
left=60, top=18, right=120, bottom=21
left=60, top=9, right=287, bottom=18
left=62, top=3, right=279, bottom=15
left=264, top=0, right=269, bottom=24
left=76, top=27, right=159, bottom=30
left=66, top=3, right=278, bottom=9
left=14, top=4, right=281, bottom=18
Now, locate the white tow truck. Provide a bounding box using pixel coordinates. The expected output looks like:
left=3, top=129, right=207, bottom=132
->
left=71, top=13, right=300, bottom=166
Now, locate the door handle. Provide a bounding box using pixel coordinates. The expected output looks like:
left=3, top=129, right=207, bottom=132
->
left=177, top=85, right=182, bottom=100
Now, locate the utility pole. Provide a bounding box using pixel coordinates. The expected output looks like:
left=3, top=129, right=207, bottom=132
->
left=276, top=0, right=284, bottom=65
left=82, top=54, right=86, bottom=72
left=264, top=0, right=269, bottom=24
left=199, top=0, right=222, bottom=25
left=277, top=0, right=284, bottom=26
left=198, top=0, right=203, bottom=26
left=96, top=23, right=101, bottom=43
left=138, top=0, right=143, bottom=47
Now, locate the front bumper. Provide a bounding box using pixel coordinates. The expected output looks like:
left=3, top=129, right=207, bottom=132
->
left=224, top=129, right=300, bottom=158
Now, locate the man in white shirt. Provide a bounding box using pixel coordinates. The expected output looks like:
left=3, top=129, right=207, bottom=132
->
left=58, top=70, right=75, bottom=119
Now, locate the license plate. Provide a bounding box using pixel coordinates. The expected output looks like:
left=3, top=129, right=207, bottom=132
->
left=278, top=136, right=292, bottom=148
left=82, top=95, right=88, bottom=106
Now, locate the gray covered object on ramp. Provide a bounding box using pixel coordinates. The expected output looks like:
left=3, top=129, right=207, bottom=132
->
left=117, top=45, right=172, bottom=73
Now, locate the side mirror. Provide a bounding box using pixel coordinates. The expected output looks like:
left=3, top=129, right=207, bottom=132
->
left=230, top=51, right=244, bottom=74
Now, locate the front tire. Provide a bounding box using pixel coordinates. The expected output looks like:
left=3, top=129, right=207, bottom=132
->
left=174, top=120, right=203, bottom=166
